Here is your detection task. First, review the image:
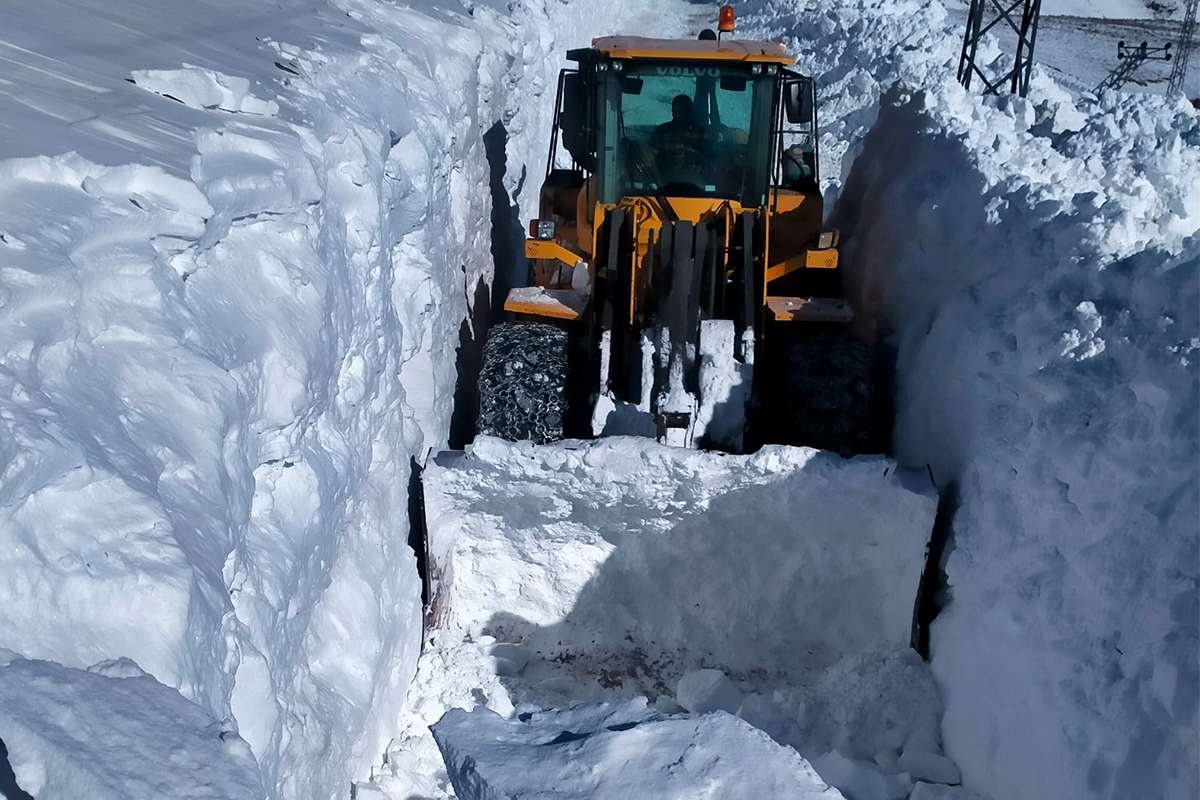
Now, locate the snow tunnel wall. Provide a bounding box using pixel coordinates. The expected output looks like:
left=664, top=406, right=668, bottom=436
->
left=0, top=0, right=624, bottom=797
left=837, top=81, right=1200, bottom=799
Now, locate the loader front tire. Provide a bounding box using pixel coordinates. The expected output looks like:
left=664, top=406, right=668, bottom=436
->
left=477, top=321, right=570, bottom=445
left=763, top=330, right=880, bottom=457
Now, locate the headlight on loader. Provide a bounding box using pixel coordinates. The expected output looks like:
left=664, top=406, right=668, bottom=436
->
left=817, top=230, right=839, bottom=250
left=529, top=219, right=556, bottom=240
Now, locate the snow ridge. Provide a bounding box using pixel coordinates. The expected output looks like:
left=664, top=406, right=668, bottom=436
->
left=0, top=0, right=610, bottom=797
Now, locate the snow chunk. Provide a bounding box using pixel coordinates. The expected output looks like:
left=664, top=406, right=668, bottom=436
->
left=898, top=750, right=962, bottom=786
left=431, top=700, right=845, bottom=800
left=676, top=669, right=743, bottom=715
left=1059, top=301, right=1106, bottom=360
left=130, top=67, right=279, bottom=115
left=811, top=750, right=913, bottom=800
left=0, top=658, right=264, bottom=799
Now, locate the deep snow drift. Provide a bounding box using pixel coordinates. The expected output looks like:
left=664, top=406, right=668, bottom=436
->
left=843, top=83, right=1200, bottom=800
left=0, top=0, right=635, bottom=796
left=391, top=0, right=1197, bottom=798
left=725, top=1, right=1198, bottom=798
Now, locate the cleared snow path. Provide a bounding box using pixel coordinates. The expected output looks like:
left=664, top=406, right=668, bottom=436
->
left=368, top=437, right=940, bottom=798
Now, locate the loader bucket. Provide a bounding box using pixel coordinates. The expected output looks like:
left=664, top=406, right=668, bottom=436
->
left=420, top=437, right=937, bottom=693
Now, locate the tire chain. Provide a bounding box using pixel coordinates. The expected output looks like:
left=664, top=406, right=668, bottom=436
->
left=477, top=322, right=570, bottom=445
left=769, top=331, right=876, bottom=456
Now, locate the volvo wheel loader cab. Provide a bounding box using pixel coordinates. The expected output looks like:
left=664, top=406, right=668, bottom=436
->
left=478, top=9, right=876, bottom=455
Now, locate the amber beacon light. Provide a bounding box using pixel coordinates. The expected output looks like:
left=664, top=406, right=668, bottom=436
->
left=718, top=5, right=735, bottom=33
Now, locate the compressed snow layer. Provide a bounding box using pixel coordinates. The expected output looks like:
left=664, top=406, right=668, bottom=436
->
left=824, top=11, right=1200, bottom=800
left=424, top=437, right=937, bottom=683
left=431, top=700, right=846, bottom=800
left=0, top=657, right=264, bottom=799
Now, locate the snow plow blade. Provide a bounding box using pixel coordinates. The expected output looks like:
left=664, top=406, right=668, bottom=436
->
left=421, top=437, right=937, bottom=688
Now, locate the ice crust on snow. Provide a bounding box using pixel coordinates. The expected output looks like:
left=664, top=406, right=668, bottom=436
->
left=0, top=658, right=264, bottom=799
left=431, top=700, right=846, bottom=800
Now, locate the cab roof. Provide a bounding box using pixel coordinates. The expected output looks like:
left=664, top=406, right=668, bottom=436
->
left=581, top=35, right=794, bottom=65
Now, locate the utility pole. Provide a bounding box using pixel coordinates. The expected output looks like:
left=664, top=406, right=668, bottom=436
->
left=1095, top=40, right=1172, bottom=93
left=1167, top=0, right=1198, bottom=98
left=957, top=0, right=1043, bottom=98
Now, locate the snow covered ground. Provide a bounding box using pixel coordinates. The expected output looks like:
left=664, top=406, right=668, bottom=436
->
left=0, top=0, right=638, bottom=796
left=0, top=0, right=1195, bottom=798
left=390, top=1, right=1198, bottom=798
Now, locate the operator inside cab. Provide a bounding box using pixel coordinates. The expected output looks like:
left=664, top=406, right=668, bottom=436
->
left=651, top=94, right=708, bottom=188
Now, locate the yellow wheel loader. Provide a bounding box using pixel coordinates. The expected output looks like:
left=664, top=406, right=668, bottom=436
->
left=478, top=9, right=877, bottom=455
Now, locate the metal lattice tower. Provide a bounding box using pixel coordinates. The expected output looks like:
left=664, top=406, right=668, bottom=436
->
left=958, top=0, right=1043, bottom=97
left=1167, top=0, right=1198, bottom=98
left=1096, top=40, right=1173, bottom=93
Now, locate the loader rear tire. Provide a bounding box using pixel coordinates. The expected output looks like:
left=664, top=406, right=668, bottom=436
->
left=763, top=330, right=879, bottom=457
left=477, top=321, right=570, bottom=445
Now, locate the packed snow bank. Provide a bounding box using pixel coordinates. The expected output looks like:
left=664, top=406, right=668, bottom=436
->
left=837, top=51, right=1200, bottom=800
left=733, top=0, right=1198, bottom=797
left=0, top=656, right=264, bottom=799
left=425, top=437, right=937, bottom=686
left=737, top=0, right=960, bottom=207
left=431, top=700, right=845, bottom=800
left=0, top=0, right=623, bottom=796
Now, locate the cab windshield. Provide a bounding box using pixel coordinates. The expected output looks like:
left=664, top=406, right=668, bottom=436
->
left=599, top=60, right=776, bottom=206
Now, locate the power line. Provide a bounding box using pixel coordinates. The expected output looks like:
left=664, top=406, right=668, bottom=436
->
left=1167, top=0, right=1198, bottom=98
left=1096, top=40, right=1173, bottom=93
left=957, top=0, right=1043, bottom=98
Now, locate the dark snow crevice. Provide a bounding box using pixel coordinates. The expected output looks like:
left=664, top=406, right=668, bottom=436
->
left=0, top=737, right=34, bottom=800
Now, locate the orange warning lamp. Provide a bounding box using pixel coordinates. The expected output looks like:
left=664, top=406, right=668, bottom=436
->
left=718, top=5, right=735, bottom=33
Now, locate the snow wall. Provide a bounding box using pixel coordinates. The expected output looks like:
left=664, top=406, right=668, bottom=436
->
left=837, top=31, right=1200, bottom=800
left=0, top=0, right=625, bottom=797
left=738, top=1, right=1198, bottom=798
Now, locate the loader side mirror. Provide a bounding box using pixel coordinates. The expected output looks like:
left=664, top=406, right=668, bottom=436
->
left=783, top=77, right=814, bottom=124
left=559, top=72, right=595, bottom=170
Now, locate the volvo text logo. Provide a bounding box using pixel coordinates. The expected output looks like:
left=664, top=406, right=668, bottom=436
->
left=654, top=66, right=721, bottom=77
